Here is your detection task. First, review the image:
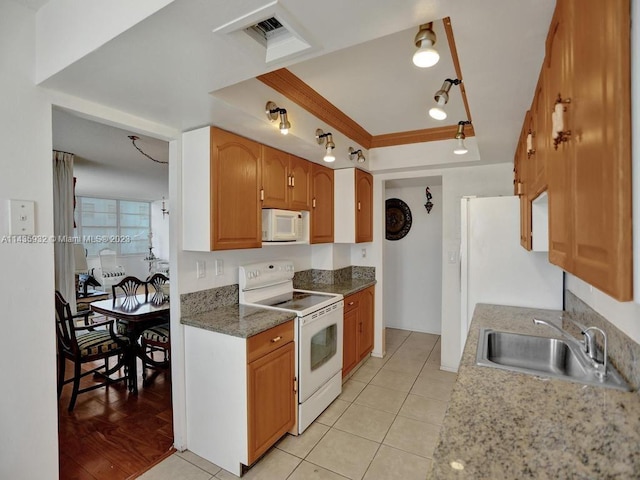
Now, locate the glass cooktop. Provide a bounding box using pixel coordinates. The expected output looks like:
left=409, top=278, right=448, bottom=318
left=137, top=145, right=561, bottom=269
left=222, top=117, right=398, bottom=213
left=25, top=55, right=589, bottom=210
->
left=253, top=290, right=339, bottom=313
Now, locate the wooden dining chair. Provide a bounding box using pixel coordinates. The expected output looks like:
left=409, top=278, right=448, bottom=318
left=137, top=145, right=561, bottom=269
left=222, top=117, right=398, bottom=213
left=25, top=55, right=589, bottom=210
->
left=111, top=276, right=147, bottom=336
left=55, top=291, right=128, bottom=411
left=141, top=273, right=171, bottom=382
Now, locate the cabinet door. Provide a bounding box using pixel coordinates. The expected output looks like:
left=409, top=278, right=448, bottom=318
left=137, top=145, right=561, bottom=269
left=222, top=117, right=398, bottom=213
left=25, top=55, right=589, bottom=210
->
left=262, top=145, right=289, bottom=210
left=569, top=0, right=632, bottom=300
left=545, top=3, right=573, bottom=270
left=310, top=163, right=334, bottom=244
left=357, top=287, right=375, bottom=361
left=211, top=128, right=262, bottom=250
left=289, top=155, right=312, bottom=211
left=342, top=299, right=359, bottom=378
left=515, top=113, right=532, bottom=250
left=529, top=71, right=548, bottom=197
left=355, top=169, right=373, bottom=243
left=247, top=342, right=295, bottom=464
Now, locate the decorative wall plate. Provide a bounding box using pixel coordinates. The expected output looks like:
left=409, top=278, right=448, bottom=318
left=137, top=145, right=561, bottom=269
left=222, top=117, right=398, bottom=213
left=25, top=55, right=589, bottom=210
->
left=385, top=198, right=412, bottom=240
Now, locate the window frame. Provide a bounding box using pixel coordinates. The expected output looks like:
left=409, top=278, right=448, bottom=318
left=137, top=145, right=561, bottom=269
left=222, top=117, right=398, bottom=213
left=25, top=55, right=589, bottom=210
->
left=75, top=196, right=151, bottom=257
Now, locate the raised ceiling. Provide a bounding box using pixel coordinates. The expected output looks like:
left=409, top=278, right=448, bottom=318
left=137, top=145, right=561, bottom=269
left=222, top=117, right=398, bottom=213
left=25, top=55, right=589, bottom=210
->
left=40, top=0, right=556, bottom=172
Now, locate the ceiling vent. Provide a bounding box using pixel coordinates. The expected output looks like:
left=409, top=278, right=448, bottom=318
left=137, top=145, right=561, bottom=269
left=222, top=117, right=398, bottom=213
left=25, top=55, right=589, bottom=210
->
left=246, top=17, right=286, bottom=47
left=212, top=3, right=314, bottom=64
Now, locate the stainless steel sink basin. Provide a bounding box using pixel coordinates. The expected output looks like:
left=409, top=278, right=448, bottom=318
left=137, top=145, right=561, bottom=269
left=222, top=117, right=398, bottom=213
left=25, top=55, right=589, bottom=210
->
left=476, top=328, right=630, bottom=391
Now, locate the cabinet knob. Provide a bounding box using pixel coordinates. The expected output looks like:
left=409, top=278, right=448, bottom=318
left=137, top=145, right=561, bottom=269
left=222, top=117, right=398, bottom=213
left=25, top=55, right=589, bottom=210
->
left=348, top=301, right=355, bottom=306
left=291, top=175, right=295, bottom=187
left=260, top=189, right=264, bottom=201
left=270, top=336, right=282, bottom=343
left=357, top=201, right=361, bottom=211
left=312, top=198, right=316, bottom=208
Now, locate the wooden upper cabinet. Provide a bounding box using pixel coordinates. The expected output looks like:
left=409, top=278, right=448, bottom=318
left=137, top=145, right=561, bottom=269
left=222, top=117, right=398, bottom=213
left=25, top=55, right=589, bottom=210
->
left=288, top=155, right=312, bottom=211
left=261, top=148, right=311, bottom=211
left=182, top=126, right=262, bottom=251
left=335, top=168, right=373, bottom=244
left=355, top=169, right=373, bottom=243
left=211, top=128, right=263, bottom=250
left=545, top=0, right=573, bottom=270
left=529, top=70, right=548, bottom=197
left=261, top=145, right=290, bottom=210
left=569, top=0, right=632, bottom=299
left=538, top=0, right=632, bottom=300
left=310, top=163, right=334, bottom=244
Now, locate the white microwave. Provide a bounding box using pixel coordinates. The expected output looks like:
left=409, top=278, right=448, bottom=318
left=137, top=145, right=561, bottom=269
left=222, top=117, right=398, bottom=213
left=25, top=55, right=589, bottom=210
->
left=262, top=209, right=303, bottom=242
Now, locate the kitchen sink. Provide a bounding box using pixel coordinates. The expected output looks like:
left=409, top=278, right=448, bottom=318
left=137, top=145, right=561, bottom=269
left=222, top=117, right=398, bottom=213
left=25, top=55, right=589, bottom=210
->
left=476, top=328, right=630, bottom=391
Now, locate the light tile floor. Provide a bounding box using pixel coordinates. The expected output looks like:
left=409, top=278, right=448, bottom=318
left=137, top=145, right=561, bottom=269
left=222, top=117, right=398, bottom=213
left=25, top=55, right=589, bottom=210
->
left=139, top=329, right=457, bottom=480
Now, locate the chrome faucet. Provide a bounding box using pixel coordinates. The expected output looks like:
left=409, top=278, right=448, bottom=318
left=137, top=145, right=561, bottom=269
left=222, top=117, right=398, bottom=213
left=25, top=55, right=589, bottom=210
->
left=533, top=318, right=608, bottom=378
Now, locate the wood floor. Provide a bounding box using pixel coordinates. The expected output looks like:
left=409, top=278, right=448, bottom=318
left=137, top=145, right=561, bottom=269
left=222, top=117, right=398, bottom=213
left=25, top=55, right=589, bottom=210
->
left=58, top=357, right=174, bottom=480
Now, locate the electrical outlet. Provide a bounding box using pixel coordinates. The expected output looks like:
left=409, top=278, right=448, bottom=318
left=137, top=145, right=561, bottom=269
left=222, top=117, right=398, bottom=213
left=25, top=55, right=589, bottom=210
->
left=361, top=248, right=367, bottom=258
left=215, top=259, right=224, bottom=276
left=196, top=261, right=206, bottom=278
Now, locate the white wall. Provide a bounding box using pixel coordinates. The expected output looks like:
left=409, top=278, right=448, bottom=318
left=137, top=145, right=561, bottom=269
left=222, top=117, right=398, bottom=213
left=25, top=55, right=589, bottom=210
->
left=151, top=199, right=170, bottom=260
left=0, top=3, right=58, bottom=478
left=36, top=0, right=174, bottom=83
left=384, top=184, right=443, bottom=333
left=372, top=163, right=514, bottom=370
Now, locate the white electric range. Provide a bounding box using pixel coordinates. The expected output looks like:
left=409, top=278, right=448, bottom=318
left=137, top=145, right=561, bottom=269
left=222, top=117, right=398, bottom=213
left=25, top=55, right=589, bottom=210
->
left=239, top=261, right=344, bottom=434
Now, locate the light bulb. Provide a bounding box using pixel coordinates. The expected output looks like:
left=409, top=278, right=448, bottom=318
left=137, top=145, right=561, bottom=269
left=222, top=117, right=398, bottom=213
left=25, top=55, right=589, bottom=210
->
left=280, top=127, right=289, bottom=135
left=323, top=146, right=335, bottom=162
left=429, top=107, right=447, bottom=120
left=453, top=138, right=468, bottom=155
left=412, top=40, right=439, bottom=68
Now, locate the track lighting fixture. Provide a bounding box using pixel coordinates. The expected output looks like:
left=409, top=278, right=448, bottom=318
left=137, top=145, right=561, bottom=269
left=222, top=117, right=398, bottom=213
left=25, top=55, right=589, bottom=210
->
left=429, top=78, right=462, bottom=120
left=412, top=22, right=439, bottom=68
left=348, top=147, right=366, bottom=163
left=453, top=121, right=471, bottom=155
left=265, top=101, right=291, bottom=135
left=316, top=128, right=336, bottom=162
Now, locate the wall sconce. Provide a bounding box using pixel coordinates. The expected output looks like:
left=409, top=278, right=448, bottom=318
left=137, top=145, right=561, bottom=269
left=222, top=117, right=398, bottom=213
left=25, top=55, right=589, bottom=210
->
left=316, top=128, right=336, bottom=162
left=265, top=101, right=291, bottom=135
left=412, top=22, right=439, bottom=68
left=348, top=147, right=366, bottom=163
left=161, top=197, right=169, bottom=218
left=429, top=78, right=461, bottom=120
left=453, top=121, right=471, bottom=155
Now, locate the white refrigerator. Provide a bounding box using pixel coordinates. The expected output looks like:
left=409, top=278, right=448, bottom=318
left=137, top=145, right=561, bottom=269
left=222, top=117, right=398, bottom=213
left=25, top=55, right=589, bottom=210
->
left=460, top=196, right=563, bottom=353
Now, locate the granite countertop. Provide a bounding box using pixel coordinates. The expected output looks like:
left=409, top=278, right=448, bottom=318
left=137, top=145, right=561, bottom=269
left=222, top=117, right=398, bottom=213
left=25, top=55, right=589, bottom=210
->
left=181, top=304, right=296, bottom=338
left=294, top=278, right=376, bottom=297
left=429, top=304, right=640, bottom=479
left=180, top=278, right=375, bottom=338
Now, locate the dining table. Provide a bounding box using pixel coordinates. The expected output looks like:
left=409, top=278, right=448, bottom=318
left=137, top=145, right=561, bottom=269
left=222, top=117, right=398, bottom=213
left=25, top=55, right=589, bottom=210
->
left=90, top=293, right=170, bottom=394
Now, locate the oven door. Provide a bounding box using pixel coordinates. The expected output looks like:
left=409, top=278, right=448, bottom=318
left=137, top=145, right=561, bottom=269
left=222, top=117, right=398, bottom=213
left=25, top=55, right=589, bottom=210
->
left=298, top=300, right=344, bottom=403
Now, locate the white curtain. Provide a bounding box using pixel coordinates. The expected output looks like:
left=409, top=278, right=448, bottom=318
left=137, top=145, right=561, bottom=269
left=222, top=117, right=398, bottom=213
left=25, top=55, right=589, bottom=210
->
left=53, top=151, right=76, bottom=313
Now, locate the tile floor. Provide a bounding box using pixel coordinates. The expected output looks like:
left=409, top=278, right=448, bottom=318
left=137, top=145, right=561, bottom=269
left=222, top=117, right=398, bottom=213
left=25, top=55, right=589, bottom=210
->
left=139, top=328, right=457, bottom=480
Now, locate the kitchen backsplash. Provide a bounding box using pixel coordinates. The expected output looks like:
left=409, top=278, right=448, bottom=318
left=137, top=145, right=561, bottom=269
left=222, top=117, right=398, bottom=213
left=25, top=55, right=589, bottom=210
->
left=180, top=266, right=375, bottom=315
left=180, top=284, right=238, bottom=316
left=294, top=266, right=376, bottom=285
left=564, top=290, right=640, bottom=391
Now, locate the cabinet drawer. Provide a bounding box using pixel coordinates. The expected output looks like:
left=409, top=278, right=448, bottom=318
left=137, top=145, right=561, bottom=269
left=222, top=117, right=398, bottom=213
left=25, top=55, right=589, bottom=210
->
left=247, top=321, right=294, bottom=363
left=344, top=294, right=359, bottom=313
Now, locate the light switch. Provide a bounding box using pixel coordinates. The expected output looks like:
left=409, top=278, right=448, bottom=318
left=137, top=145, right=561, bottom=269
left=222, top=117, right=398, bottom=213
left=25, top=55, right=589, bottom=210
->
left=215, top=259, right=224, bottom=276
left=196, top=261, right=206, bottom=278
left=9, top=200, right=35, bottom=235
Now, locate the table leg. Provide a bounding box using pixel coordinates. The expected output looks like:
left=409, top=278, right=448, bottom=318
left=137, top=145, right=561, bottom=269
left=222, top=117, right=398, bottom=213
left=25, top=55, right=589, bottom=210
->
left=127, top=327, right=139, bottom=394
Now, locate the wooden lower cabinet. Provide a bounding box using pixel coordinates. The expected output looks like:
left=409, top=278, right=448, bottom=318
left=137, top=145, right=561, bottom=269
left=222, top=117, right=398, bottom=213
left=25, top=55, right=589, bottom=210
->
left=247, top=341, right=295, bottom=464
left=342, top=286, right=375, bottom=378
left=184, top=321, right=295, bottom=476
left=342, top=296, right=359, bottom=377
